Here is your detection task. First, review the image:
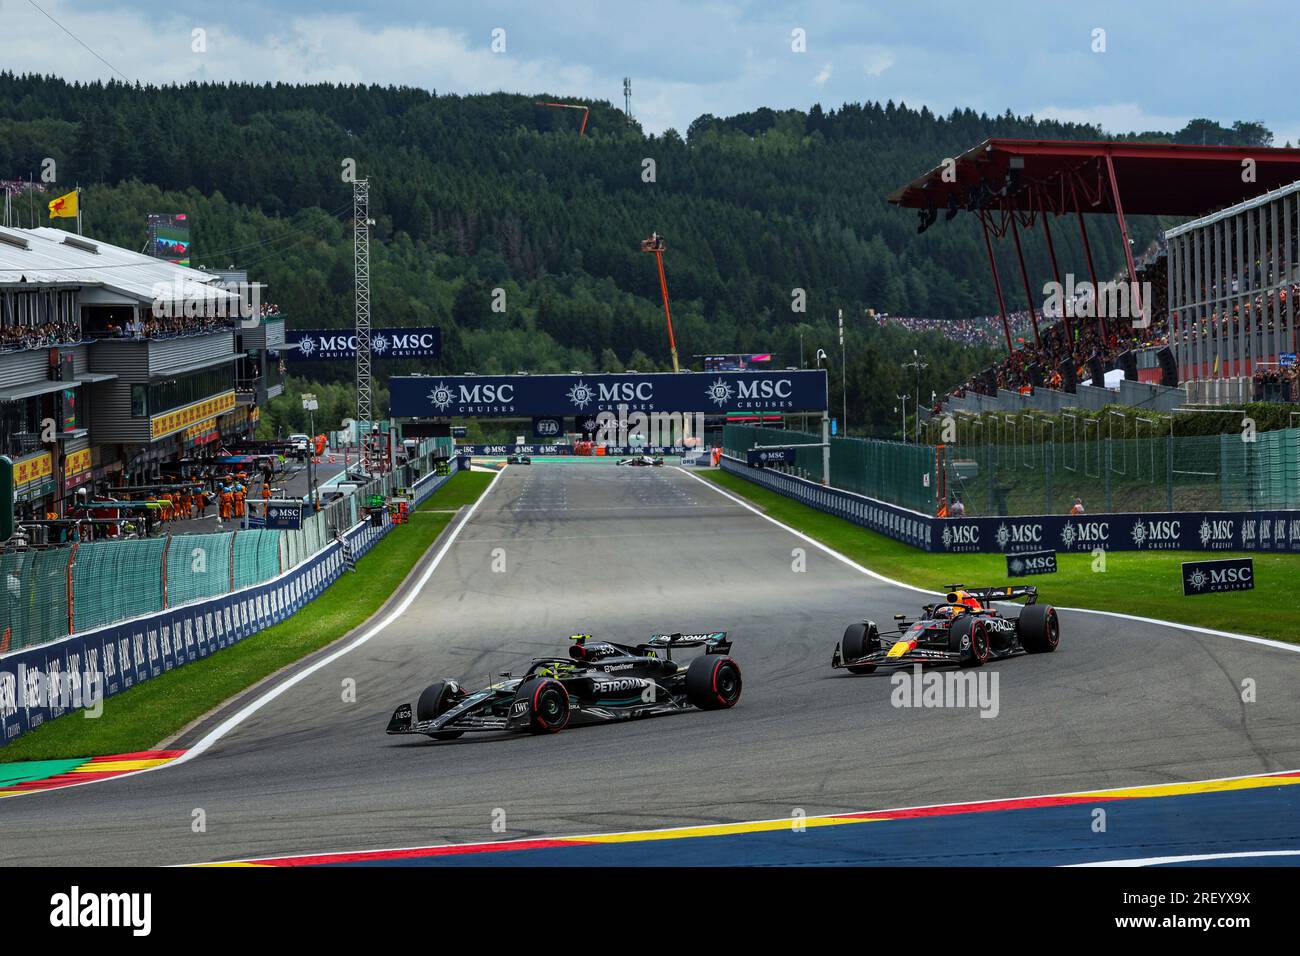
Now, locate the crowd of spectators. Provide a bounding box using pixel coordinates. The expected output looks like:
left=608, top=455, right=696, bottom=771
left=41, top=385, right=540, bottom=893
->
left=1253, top=362, right=1299, bottom=402
left=1, top=320, right=83, bottom=352
left=938, top=255, right=1171, bottom=406
left=876, top=312, right=1035, bottom=347
left=98, top=313, right=233, bottom=340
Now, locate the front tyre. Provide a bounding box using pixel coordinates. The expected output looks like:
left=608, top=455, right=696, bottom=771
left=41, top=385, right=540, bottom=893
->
left=950, top=616, right=991, bottom=667
left=1017, top=604, right=1060, bottom=653
left=686, top=655, right=742, bottom=710
left=416, top=680, right=465, bottom=740
left=840, top=621, right=879, bottom=674
left=514, top=677, right=571, bottom=734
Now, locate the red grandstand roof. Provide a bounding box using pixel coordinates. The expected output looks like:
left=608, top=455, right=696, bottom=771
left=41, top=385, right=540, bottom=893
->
left=888, top=138, right=1300, bottom=218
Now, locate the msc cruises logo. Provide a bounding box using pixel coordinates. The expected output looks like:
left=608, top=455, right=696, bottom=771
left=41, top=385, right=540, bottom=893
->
left=705, top=378, right=735, bottom=407
left=298, top=336, right=317, bottom=356
left=566, top=380, right=596, bottom=410
left=428, top=381, right=456, bottom=412
left=372, top=333, right=390, bottom=355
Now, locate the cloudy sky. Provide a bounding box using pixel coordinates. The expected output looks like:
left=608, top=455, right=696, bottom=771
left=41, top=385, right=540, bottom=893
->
left=7, top=0, right=1297, bottom=143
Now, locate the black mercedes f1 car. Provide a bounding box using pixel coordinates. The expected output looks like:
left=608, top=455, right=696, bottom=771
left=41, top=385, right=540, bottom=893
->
left=616, top=455, right=664, bottom=467
left=386, top=632, right=741, bottom=740
left=831, top=585, right=1059, bottom=674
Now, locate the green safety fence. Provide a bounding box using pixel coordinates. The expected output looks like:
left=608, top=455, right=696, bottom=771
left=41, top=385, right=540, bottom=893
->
left=0, top=549, right=71, bottom=652
left=723, top=425, right=937, bottom=514
left=1, top=443, right=451, bottom=655
left=725, top=423, right=1300, bottom=518
left=71, top=538, right=168, bottom=635
left=940, top=425, right=1300, bottom=517
left=164, top=532, right=232, bottom=608
left=232, top=529, right=282, bottom=589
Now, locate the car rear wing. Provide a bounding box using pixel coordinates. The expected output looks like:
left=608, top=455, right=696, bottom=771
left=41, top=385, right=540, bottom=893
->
left=946, top=585, right=1038, bottom=606
left=643, top=631, right=732, bottom=657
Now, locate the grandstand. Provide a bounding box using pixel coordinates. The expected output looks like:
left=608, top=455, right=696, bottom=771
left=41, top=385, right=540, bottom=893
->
left=890, top=139, right=1300, bottom=416
left=0, top=226, right=285, bottom=526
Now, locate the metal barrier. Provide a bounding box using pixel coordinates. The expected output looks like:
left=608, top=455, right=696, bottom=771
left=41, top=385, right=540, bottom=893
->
left=719, top=453, right=1300, bottom=556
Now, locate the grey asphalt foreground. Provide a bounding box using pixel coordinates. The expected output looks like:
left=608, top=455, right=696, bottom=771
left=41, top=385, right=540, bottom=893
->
left=2, top=464, right=1299, bottom=865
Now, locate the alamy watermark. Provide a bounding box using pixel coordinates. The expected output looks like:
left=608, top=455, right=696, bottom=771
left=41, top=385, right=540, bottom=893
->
left=1042, top=273, right=1152, bottom=328
left=593, top=406, right=704, bottom=449
left=890, top=664, right=999, bottom=718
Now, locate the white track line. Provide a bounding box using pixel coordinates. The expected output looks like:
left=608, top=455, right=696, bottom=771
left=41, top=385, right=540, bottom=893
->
left=2, top=469, right=504, bottom=799
left=678, top=467, right=1300, bottom=655
left=1069, top=849, right=1300, bottom=867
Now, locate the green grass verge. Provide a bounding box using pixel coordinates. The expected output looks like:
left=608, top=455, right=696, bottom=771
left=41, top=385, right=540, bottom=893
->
left=417, top=470, right=493, bottom=510
left=0, top=470, right=492, bottom=763
left=702, top=470, right=1300, bottom=644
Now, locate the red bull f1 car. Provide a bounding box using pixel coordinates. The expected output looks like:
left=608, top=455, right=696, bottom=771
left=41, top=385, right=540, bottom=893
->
left=831, top=585, right=1059, bottom=674
left=387, top=632, right=741, bottom=740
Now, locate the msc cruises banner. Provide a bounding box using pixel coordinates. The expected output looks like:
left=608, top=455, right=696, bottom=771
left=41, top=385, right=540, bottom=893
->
left=288, top=327, right=441, bottom=361
left=389, top=370, right=829, bottom=418
left=720, top=456, right=1300, bottom=555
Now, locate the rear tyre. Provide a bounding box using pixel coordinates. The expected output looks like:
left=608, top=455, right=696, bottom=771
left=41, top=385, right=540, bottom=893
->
left=950, top=616, right=991, bottom=667
left=686, top=655, right=743, bottom=710
left=416, top=680, right=465, bottom=740
left=1017, top=604, right=1060, bottom=653
left=515, top=678, right=571, bottom=734
left=840, top=622, right=879, bottom=674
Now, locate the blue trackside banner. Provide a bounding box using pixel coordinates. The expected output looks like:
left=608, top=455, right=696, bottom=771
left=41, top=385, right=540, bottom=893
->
left=389, top=370, right=829, bottom=418
left=720, top=455, right=1300, bottom=555
left=1182, top=558, right=1254, bottom=595
left=288, top=327, right=441, bottom=361
left=458, top=443, right=687, bottom=456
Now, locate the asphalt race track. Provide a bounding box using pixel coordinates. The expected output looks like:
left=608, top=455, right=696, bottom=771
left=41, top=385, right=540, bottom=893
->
left=3, top=464, right=1300, bottom=866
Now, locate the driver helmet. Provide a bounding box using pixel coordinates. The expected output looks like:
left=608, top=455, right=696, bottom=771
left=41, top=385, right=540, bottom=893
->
left=947, top=589, right=982, bottom=611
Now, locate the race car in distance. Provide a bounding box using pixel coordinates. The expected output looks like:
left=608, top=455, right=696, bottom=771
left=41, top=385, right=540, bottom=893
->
left=616, top=455, right=664, bottom=467
left=831, top=585, right=1059, bottom=674
left=506, top=454, right=532, bottom=465
left=386, top=632, right=741, bottom=740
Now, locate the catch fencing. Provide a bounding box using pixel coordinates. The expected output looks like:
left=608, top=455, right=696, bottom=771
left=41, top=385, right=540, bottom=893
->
left=0, top=442, right=452, bottom=656
left=724, top=423, right=1300, bottom=518
left=722, top=425, right=935, bottom=513
left=719, top=453, right=1300, bottom=556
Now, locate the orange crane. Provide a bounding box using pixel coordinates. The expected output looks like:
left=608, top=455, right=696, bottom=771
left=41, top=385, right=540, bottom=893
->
left=534, top=101, right=591, bottom=136
left=640, top=232, right=680, bottom=372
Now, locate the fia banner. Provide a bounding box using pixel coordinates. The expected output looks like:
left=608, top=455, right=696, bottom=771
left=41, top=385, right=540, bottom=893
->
left=289, top=328, right=441, bottom=361
left=1005, top=549, right=1058, bottom=577
left=390, top=370, right=828, bottom=418
left=1182, top=557, right=1254, bottom=595
left=532, top=416, right=565, bottom=439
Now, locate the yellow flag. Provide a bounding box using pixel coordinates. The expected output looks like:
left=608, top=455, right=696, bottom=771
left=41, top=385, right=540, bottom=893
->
left=47, top=190, right=78, bottom=219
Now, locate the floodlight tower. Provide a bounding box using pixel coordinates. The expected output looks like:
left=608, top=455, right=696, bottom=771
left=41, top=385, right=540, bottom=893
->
left=353, top=178, right=377, bottom=468
left=640, top=232, right=680, bottom=372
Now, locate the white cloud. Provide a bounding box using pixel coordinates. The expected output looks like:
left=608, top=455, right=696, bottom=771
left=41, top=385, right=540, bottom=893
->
left=863, top=47, right=895, bottom=78
left=1034, top=102, right=1190, bottom=136
left=814, top=63, right=833, bottom=86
